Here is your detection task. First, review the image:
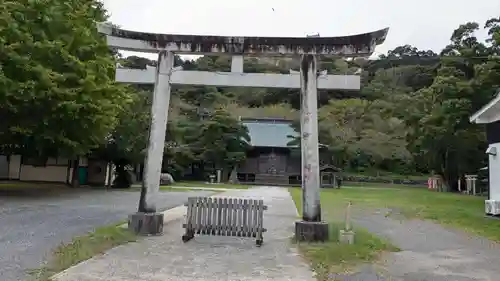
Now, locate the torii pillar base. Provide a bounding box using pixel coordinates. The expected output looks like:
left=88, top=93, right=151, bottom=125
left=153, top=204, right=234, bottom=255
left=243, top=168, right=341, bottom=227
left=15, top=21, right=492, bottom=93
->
left=128, top=212, right=164, bottom=236
left=295, top=221, right=329, bottom=242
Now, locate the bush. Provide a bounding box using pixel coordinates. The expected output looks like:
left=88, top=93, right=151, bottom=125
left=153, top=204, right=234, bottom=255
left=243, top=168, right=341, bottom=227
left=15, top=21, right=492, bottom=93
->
left=159, top=173, right=175, bottom=185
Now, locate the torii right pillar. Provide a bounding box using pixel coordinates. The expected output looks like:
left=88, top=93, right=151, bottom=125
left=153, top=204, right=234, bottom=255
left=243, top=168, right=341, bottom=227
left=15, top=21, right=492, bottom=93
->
left=295, top=54, right=329, bottom=241
left=294, top=29, right=390, bottom=241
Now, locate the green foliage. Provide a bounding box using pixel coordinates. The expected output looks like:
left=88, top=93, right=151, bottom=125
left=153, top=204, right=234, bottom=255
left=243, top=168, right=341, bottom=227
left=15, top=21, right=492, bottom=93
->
left=0, top=0, right=133, bottom=158
left=402, top=18, right=500, bottom=189
left=188, top=108, right=250, bottom=176
left=95, top=90, right=150, bottom=165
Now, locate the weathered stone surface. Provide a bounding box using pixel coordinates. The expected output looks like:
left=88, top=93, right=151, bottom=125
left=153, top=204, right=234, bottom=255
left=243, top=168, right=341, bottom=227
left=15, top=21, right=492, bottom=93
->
left=339, top=229, right=355, bottom=244
left=228, top=167, right=238, bottom=184
left=159, top=173, right=174, bottom=185
left=98, top=23, right=389, bottom=57
left=128, top=212, right=164, bottom=235
left=295, top=220, right=329, bottom=242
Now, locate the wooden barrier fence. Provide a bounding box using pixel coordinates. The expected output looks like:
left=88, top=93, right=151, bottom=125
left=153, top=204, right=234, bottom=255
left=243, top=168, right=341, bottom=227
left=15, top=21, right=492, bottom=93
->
left=182, top=197, right=268, bottom=246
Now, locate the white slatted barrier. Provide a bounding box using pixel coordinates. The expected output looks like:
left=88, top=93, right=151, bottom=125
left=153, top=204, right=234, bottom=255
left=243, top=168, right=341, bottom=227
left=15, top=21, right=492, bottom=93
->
left=182, top=197, right=268, bottom=246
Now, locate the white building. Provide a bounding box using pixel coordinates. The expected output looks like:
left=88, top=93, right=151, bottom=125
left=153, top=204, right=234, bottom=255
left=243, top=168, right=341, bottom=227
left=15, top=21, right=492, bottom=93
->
left=470, top=90, right=500, bottom=215
left=0, top=155, right=112, bottom=186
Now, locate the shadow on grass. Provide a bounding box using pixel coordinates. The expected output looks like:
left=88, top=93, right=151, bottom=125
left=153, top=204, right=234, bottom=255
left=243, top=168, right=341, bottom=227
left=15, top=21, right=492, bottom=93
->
left=289, top=188, right=400, bottom=280
left=27, top=222, right=136, bottom=281
left=293, top=223, right=399, bottom=281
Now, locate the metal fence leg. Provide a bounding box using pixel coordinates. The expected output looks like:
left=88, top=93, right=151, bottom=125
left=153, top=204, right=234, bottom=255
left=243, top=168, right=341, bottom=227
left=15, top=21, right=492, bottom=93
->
left=256, top=235, right=263, bottom=246
left=182, top=231, right=195, bottom=242
left=182, top=197, right=196, bottom=242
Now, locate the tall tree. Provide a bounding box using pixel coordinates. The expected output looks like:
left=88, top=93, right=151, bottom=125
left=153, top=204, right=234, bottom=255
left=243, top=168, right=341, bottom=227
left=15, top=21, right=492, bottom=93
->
left=404, top=19, right=500, bottom=190
left=0, top=0, right=133, bottom=160
left=189, top=108, right=250, bottom=181
left=94, top=90, right=150, bottom=188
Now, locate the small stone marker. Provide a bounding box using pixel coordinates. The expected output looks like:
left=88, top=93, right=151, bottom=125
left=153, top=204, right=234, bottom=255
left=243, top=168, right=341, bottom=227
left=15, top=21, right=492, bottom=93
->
left=339, top=202, right=355, bottom=244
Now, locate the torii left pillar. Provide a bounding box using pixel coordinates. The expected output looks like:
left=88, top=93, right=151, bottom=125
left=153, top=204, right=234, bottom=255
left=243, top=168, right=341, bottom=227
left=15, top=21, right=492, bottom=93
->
left=129, top=51, right=174, bottom=235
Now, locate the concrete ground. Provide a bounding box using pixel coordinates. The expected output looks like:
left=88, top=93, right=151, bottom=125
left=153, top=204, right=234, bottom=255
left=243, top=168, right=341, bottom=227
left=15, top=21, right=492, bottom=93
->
left=0, top=188, right=214, bottom=281
left=52, top=187, right=315, bottom=281
left=170, top=186, right=238, bottom=191
left=336, top=209, right=500, bottom=281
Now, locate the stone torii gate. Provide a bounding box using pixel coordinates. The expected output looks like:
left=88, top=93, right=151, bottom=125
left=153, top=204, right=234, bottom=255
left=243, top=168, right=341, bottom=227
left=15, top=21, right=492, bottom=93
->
left=97, top=23, right=388, bottom=240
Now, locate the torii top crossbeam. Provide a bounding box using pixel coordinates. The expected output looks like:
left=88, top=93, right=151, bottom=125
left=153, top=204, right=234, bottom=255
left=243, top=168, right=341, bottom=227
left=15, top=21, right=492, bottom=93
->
left=97, top=23, right=388, bottom=57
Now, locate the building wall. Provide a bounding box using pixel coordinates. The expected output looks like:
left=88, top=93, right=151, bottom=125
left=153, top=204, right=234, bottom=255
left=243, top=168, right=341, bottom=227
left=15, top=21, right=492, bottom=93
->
left=0, top=155, right=96, bottom=184
left=489, top=142, right=500, bottom=201
left=487, top=121, right=500, bottom=144
left=87, top=160, right=108, bottom=185
left=238, top=157, right=259, bottom=173
left=20, top=165, right=72, bottom=183
left=238, top=149, right=301, bottom=176
left=8, top=155, right=21, bottom=179
left=0, top=155, right=8, bottom=179
left=257, top=152, right=288, bottom=174
left=286, top=154, right=301, bottom=174
left=488, top=121, right=500, bottom=201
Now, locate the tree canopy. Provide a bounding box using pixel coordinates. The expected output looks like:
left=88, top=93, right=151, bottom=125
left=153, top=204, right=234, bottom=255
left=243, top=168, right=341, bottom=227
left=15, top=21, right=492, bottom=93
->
left=0, top=0, right=133, bottom=159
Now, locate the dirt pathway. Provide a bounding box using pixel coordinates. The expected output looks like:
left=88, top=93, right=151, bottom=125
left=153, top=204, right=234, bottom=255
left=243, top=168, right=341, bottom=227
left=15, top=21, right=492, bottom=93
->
left=340, top=209, right=500, bottom=281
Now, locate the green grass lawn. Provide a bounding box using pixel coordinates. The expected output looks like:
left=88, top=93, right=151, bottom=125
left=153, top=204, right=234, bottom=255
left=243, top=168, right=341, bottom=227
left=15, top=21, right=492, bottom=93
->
left=343, top=172, right=428, bottom=181
left=29, top=223, right=136, bottom=281
left=159, top=186, right=205, bottom=192
left=289, top=188, right=399, bottom=279
left=294, top=186, right=500, bottom=241
left=289, top=185, right=500, bottom=279
left=342, top=181, right=425, bottom=188
left=170, top=181, right=250, bottom=189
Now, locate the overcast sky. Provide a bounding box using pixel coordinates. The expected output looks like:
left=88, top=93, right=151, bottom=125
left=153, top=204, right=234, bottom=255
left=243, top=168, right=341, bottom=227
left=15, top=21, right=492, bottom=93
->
left=102, top=0, right=500, bottom=60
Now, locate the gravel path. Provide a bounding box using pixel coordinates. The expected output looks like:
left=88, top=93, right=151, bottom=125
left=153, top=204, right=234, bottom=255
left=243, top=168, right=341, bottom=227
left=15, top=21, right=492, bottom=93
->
left=0, top=189, right=214, bottom=281
left=336, top=209, right=500, bottom=281
left=52, top=186, right=315, bottom=281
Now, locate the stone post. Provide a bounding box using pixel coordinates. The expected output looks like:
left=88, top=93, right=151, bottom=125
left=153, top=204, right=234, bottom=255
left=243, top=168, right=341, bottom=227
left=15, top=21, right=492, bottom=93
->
left=295, top=54, right=329, bottom=242
left=130, top=51, right=174, bottom=235
left=231, top=55, right=244, bottom=73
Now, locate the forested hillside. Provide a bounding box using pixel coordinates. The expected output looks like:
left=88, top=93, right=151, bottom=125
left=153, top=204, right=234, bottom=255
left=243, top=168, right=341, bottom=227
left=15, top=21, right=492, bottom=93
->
left=1, top=0, right=499, bottom=189
left=116, top=19, right=500, bottom=189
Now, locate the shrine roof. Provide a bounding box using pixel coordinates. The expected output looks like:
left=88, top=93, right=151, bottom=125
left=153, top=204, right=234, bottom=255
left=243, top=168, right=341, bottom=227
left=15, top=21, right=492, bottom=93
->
left=242, top=118, right=298, bottom=148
